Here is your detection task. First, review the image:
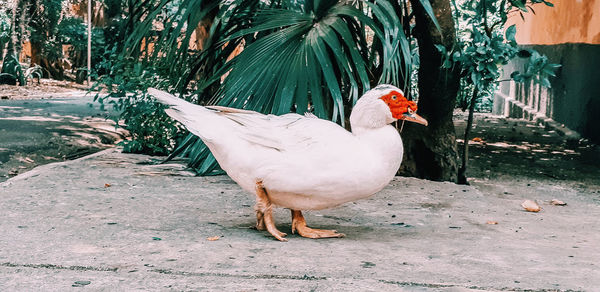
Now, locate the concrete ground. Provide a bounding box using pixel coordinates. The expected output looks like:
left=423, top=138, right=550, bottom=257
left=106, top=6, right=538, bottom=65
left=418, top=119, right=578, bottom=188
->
left=1, top=148, right=598, bottom=291
left=0, top=95, right=124, bottom=181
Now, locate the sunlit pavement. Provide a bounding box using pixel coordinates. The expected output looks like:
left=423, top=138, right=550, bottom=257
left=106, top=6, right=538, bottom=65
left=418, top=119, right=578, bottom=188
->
left=0, top=96, right=123, bottom=181
left=0, top=147, right=598, bottom=290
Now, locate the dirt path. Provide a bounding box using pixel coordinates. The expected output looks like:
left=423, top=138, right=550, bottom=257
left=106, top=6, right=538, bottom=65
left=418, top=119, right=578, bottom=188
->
left=0, top=80, right=125, bottom=182
left=454, top=111, right=600, bottom=189
left=0, top=79, right=90, bottom=100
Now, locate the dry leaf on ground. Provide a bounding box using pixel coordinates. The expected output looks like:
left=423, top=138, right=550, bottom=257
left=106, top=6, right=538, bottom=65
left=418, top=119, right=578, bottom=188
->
left=521, top=200, right=541, bottom=212
left=104, top=183, right=111, bottom=188
left=486, top=221, right=499, bottom=225
left=550, top=199, right=567, bottom=206
left=207, top=236, right=220, bottom=241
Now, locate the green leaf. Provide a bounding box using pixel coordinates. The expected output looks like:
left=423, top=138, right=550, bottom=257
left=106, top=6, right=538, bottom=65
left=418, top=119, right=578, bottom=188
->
left=509, top=0, right=528, bottom=11
left=434, top=44, right=447, bottom=54
left=546, top=63, right=562, bottom=69
left=541, top=78, right=551, bottom=88
left=442, top=58, right=452, bottom=68
left=418, top=0, right=442, bottom=32
left=309, top=30, right=344, bottom=123
left=505, top=24, right=517, bottom=43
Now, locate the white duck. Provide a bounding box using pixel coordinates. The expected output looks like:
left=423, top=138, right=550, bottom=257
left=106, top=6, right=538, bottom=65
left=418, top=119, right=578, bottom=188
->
left=149, top=84, right=427, bottom=241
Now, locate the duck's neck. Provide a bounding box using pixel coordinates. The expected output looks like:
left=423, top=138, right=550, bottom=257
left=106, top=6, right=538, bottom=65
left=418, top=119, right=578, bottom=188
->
left=352, top=124, right=402, bottom=147
left=351, top=124, right=389, bottom=136
left=349, top=99, right=402, bottom=158
left=353, top=124, right=404, bottom=180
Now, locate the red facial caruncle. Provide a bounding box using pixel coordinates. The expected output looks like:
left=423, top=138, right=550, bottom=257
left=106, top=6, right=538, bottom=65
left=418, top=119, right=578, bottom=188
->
left=379, top=90, right=428, bottom=126
left=379, top=90, right=417, bottom=119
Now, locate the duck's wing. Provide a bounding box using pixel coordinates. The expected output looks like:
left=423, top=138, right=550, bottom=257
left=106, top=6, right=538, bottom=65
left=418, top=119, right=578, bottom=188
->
left=150, top=89, right=377, bottom=203
left=149, top=88, right=352, bottom=152
left=207, top=107, right=353, bottom=153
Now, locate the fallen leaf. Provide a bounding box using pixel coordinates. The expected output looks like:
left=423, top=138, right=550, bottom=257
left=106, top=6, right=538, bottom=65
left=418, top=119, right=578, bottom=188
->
left=486, top=221, right=498, bottom=225
left=550, top=199, right=567, bottom=206
left=472, top=137, right=484, bottom=142
left=521, top=200, right=541, bottom=212
left=207, top=236, right=220, bottom=241
left=104, top=183, right=111, bottom=188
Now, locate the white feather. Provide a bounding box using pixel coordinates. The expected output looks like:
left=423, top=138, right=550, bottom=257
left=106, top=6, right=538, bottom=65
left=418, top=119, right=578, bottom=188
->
left=149, top=86, right=404, bottom=210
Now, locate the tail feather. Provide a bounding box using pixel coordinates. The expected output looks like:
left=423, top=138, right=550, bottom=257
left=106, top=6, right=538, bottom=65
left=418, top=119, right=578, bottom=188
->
left=148, top=88, right=190, bottom=108
left=148, top=88, right=213, bottom=141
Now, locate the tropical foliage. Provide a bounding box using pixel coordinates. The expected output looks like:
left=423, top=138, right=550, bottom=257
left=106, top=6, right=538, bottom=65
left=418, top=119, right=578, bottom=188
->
left=439, top=0, right=559, bottom=183
left=97, top=0, right=440, bottom=173
left=0, top=0, right=560, bottom=182
left=0, top=7, right=10, bottom=61
left=0, top=0, right=111, bottom=83
left=447, top=0, right=558, bottom=112
left=95, top=0, right=559, bottom=180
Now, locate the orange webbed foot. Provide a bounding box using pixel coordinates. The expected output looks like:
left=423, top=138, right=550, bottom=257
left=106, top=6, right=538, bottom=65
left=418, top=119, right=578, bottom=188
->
left=291, top=210, right=345, bottom=239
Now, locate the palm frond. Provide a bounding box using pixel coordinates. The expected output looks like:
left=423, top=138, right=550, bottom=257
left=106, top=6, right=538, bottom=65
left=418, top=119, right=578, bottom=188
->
left=117, top=0, right=418, bottom=175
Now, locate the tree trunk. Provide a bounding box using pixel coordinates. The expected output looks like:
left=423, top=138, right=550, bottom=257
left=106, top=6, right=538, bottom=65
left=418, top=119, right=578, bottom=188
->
left=400, top=0, right=461, bottom=182
left=30, top=40, right=65, bottom=80
left=193, top=17, right=213, bottom=51
left=16, top=0, right=28, bottom=59
left=30, top=40, right=42, bottom=66
left=2, top=0, right=26, bottom=86
left=6, top=0, right=20, bottom=57
left=457, top=87, right=478, bottom=184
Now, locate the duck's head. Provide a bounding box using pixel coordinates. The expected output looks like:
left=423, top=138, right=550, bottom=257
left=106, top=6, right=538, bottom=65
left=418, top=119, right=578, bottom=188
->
left=350, top=84, right=428, bottom=131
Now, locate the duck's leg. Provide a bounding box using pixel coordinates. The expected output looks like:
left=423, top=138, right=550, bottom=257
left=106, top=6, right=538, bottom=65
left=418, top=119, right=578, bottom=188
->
left=254, top=208, right=265, bottom=231
left=291, top=210, right=345, bottom=239
left=255, top=181, right=287, bottom=241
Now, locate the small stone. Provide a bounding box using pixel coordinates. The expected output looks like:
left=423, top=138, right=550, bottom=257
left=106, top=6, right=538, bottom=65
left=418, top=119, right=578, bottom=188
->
left=361, top=261, right=376, bottom=268
left=72, top=280, right=91, bottom=287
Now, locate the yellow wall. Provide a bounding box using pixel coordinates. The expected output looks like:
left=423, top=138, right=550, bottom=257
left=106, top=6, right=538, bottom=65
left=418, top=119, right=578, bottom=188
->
left=507, top=0, right=600, bottom=45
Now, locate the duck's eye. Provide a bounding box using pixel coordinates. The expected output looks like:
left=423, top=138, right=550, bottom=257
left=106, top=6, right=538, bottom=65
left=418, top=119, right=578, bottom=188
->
left=407, top=108, right=414, bottom=114
left=391, top=95, right=397, bottom=100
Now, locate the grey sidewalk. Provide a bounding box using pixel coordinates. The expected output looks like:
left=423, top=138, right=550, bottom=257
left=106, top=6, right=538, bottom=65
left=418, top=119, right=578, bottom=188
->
left=1, top=148, right=598, bottom=291
left=0, top=95, right=123, bottom=181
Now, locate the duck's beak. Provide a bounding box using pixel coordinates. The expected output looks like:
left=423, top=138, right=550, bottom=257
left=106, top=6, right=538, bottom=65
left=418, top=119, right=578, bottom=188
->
left=401, top=112, right=428, bottom=126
